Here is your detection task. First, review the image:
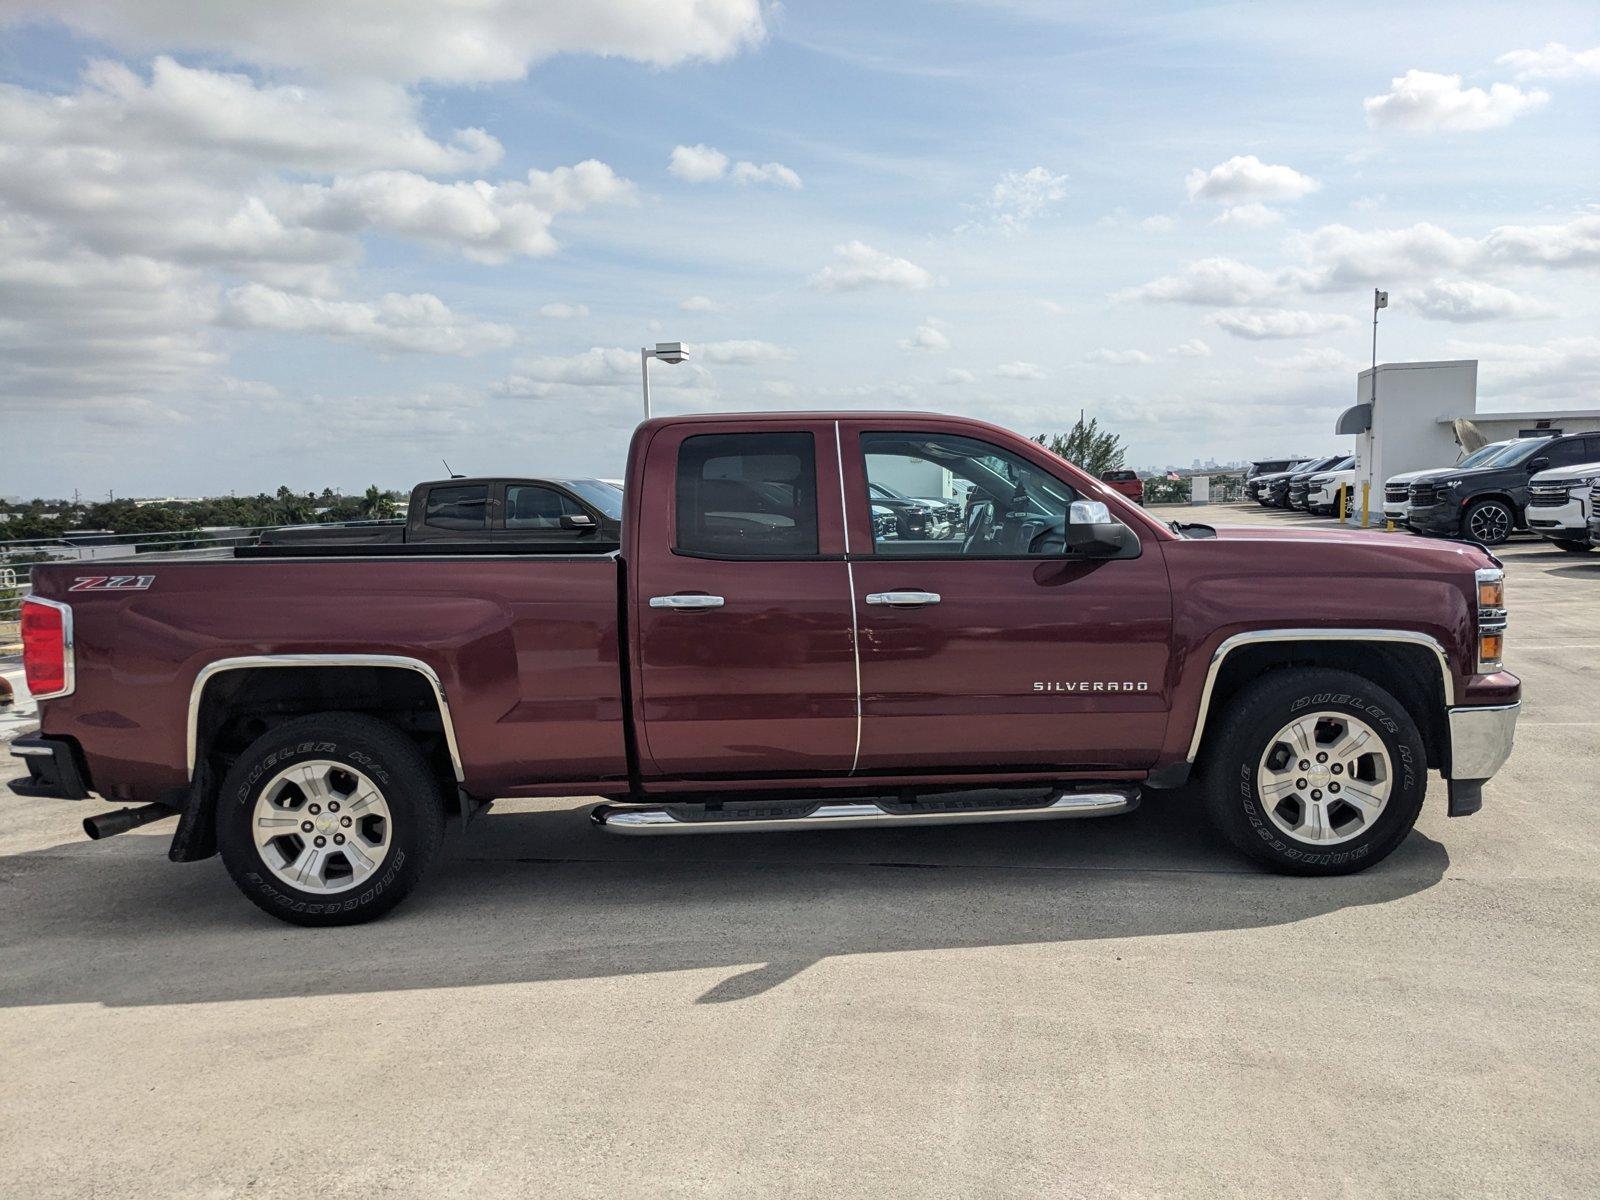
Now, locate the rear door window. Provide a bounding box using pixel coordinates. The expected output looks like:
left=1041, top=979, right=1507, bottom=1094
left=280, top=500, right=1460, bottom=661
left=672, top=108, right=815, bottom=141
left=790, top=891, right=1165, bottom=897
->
left=676, top=433, right=819, bottom=557
left=423, top=485, right=488, bottom=531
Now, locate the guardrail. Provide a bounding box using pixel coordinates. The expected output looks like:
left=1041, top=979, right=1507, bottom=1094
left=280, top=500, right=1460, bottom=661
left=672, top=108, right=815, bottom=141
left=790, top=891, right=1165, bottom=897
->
left=0, top=521, right=403, bottom=623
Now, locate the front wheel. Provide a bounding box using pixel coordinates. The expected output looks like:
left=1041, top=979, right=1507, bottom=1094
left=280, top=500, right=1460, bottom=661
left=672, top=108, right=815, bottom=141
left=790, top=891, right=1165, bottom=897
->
left=216, top=712, right=447, bottom=925
left=1201, top=668, right=1427, bottom=875
left=1462, top=498, right=1515, bottom=545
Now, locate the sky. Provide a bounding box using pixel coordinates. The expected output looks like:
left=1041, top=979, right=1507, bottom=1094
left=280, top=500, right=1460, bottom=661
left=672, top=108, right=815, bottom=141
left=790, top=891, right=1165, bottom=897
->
left=1, top=0, right=1597, bottom=498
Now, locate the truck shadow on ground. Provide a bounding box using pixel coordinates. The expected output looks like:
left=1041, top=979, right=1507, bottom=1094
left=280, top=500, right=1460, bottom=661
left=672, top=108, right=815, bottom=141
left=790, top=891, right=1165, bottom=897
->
left=0, top=791, right=1450, bottom=1009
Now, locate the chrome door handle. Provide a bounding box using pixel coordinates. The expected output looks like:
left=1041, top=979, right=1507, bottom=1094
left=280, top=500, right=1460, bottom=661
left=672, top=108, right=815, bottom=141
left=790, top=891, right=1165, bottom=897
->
left=865, top=591, right=941, bottom=607
left=649, top=594, right=725, bottom=609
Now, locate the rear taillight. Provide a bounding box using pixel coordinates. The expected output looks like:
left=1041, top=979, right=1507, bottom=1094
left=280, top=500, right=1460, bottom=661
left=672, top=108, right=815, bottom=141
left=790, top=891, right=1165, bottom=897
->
left=1474, top=567, right=1506, bottom=673
left=21, top=597, right=74, bottom=699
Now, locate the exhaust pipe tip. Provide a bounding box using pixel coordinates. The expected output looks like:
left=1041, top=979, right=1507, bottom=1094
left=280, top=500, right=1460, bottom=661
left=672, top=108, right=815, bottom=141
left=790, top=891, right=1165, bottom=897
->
left=83, top=803, right=173, bottom=841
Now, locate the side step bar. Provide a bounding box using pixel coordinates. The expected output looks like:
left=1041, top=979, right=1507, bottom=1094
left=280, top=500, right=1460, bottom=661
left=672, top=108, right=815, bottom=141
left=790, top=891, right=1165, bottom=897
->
left=591, top=788, right=1139, bottom=836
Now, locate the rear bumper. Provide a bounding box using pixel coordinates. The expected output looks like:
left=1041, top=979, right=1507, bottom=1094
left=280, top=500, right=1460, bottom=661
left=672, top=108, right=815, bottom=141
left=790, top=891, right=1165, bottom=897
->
left=7, top=736, right=92, bottom=800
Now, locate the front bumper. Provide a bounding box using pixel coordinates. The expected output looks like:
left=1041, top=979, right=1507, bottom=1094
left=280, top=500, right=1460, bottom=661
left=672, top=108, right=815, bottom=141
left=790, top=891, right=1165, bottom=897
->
left=1590, top=515, right=1600, bottom=547
left=1445, top=701, right=1520, bottom=817
left=1408, top=501, right=1460, bottom=535
left=7, top=736, right=92, bottom=800
left=1526, top=495, right=1586, bottom=539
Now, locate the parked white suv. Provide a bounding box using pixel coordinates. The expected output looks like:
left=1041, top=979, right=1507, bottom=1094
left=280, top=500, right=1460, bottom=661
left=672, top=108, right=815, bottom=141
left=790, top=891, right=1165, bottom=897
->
left=1383, top=440, right=1515, bottom=527
left=1527, top=461, right=1600, bottom=553
left=1308, top=466, right=1357, bottom=517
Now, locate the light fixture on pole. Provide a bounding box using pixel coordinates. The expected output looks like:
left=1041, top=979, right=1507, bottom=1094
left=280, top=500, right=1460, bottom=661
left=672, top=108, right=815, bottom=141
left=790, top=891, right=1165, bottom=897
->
left=640, top=342, right=687, bottom=420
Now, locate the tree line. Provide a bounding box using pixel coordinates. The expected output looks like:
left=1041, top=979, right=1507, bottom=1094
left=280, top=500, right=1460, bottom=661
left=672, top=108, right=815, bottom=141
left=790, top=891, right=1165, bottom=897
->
left=0, top=485, right=401, bottom=542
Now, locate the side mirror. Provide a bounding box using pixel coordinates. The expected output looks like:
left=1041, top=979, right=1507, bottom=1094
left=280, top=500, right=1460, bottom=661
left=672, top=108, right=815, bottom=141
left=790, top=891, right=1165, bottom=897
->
left=1066, top=500, right=1137, bottom=559
left=1527, top=457, right=1549, bottom=473
left=560, top=513, right=597, bottom=530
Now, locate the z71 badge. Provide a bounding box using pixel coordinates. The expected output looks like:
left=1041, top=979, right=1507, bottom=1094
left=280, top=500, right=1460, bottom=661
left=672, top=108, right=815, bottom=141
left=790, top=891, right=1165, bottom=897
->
left=69, top=575, right=155, bottom=592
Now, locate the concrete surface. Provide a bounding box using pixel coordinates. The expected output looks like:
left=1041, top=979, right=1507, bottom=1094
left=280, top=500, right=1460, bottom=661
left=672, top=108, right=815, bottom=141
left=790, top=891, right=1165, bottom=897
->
left=2, top=507, right=1596, bottom=1198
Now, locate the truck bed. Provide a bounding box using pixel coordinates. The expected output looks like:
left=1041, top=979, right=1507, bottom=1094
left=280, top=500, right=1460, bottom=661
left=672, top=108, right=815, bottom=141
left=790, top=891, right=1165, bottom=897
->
left=28, top=553, right=632, bottom=802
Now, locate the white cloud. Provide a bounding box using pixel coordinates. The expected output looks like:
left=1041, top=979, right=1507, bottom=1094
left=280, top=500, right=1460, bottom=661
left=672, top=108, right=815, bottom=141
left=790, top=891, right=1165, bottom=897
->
left=668, top=143, right=730, bottom=182
left=1406, top=280, right=1550, bottom=323
left=809, top=241, right=934, bottom=292
left=1185, top=155, right=1318, bottom=204
left=537, top=302, right=589, bottom=319
left=1257, top=347, right=1359, bottom=373
left=1084, top=348, right=1153, bottom=366
left=1038, top=299, right=1068, bottom=315
left=1363, top=70, right=1548, bottom=133
left=494, top=346, right=649, bottom=395
left=995, top=361, right=1046, bottom=380
left=899, top=320, right=950, bottom=352
left=290, top=161, right=636, bottom=263
left=35, top=57, right=502, bottom=175
left=1119, top=256, right=1283, bottom=306
left=730, top=160, right=803, bottom=189
left=940, top=368, right=976, bottom=385
left=972, top=166, right=1069, bottom=232
left=1495, top=43, right=1600, bottom=82
left=680, top=295, right=720, bottom=312
left=1452, top=336, right=1600, bottom=400
left=1168, top=338, right=1212, bottom=358
left=7, top=0, right=770, bottom=84
left=1207, top=309, right=1357, bottom=340
left=220, top=282, right=515, bottom=354
left=1289, top=214, right=1600, bottom=290
left=1214, top=202, right=1284, bottom=228
left=1141, top=214, right=1176, bottom=233
left=670, top=145, right=801, bottom=188
left=694, top=339, right=795, bottom=364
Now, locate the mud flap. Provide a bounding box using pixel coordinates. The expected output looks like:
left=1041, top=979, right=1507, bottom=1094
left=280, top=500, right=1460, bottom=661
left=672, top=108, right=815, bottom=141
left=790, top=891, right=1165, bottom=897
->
left=167, top=759, right=218, bottom=862
left=1447, top=779, right=1483, bottom=818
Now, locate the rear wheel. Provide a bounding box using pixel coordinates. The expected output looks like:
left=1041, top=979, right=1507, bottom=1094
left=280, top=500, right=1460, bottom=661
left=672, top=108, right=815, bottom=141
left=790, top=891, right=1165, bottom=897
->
left=217, top=712, right=446, bottom=925
left=1201, top=668, right=1426, bottom=875
left=1462, top=499, right=1515, bottom=545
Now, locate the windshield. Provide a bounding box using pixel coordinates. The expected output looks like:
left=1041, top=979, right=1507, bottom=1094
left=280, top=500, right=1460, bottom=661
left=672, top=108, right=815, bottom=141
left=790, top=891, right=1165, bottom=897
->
left=1457, top=440, right=1512, bottom=468
left=563, top=479, right=624, bottom=520
left=1484, top=438, right=1554, bottom=468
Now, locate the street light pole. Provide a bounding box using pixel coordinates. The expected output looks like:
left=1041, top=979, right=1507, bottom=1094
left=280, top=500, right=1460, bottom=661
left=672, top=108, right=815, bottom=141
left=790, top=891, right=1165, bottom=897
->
left=639, top=342, right=687, bottom=420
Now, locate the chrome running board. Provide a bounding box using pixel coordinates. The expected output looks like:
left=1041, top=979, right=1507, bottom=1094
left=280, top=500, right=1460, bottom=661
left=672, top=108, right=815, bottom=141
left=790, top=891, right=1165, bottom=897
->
left=591, top=788, right=1139, bottom=836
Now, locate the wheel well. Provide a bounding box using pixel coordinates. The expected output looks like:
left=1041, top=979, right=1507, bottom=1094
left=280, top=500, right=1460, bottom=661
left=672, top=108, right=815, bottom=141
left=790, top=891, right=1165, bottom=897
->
left=194, top=666, right=459, bottom=792
left=1199, top=641, right=1448, bottom=771
left=1467, top=493, right=1522, bottom=520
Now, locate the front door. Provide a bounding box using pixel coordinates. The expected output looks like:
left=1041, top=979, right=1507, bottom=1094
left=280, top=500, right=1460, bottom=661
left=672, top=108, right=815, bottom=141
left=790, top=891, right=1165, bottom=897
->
left=840, top=423, right=1173, bottom=773
left=632, top=421, right=858, bottom=779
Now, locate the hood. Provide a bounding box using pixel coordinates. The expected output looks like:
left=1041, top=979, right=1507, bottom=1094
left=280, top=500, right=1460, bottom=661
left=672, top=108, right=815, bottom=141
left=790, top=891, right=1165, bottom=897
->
left=1407, top=464, right=1499, bottom=485
left=1531, top=460, right=1600, bottom=485
left=1309, top=469, right=1355, bottom=485
left=1208, top=523, right=1496, bottom=568
left=1384, top=467, right=1443, bottom=486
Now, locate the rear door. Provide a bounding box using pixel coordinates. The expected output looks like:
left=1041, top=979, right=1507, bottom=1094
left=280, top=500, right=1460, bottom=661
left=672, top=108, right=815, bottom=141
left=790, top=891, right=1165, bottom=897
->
left=631, top=421, right=858, bottom=778
left=411, top=482, right=490, bottom=543
left=840, top=421, right=1173, bottom=772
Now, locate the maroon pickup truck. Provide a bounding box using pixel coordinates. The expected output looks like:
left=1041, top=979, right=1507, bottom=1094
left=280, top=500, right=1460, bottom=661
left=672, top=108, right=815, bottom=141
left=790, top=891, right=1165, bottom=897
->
left=12, top=411, right=1520, bottom=925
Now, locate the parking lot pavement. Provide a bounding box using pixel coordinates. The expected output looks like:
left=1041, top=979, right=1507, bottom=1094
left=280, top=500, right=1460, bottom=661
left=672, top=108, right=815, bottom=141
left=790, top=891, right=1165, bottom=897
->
left=2, top=513, right=1596, bottom=1198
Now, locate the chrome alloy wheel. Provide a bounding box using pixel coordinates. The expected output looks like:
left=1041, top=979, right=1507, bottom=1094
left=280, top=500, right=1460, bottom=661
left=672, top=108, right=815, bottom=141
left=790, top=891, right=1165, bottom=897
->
left=1467, top=503, right=1512, bottom=543
left=1254, top=711, right=1392, bottom=846
left=252, top=760, right=392, bottom=893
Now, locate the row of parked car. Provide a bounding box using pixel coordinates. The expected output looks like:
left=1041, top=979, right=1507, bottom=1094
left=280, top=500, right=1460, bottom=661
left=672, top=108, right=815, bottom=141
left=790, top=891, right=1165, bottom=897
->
left=1245, top=431, right=1600, bottom=550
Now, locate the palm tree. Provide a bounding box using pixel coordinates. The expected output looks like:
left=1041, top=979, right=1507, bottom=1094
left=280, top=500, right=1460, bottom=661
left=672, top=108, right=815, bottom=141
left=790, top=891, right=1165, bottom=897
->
left=359, top=485, right=388, bottom=519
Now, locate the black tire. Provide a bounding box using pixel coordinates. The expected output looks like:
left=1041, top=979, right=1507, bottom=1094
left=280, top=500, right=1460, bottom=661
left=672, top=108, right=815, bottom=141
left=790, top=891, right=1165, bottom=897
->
left=1201, top=668, right=1427, bottom=876
left=1461, top=498, right=1515, bottom=545
left=1552, top=539, right=1593, bottom=554
left=216, top=712, right=447, bottom=926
